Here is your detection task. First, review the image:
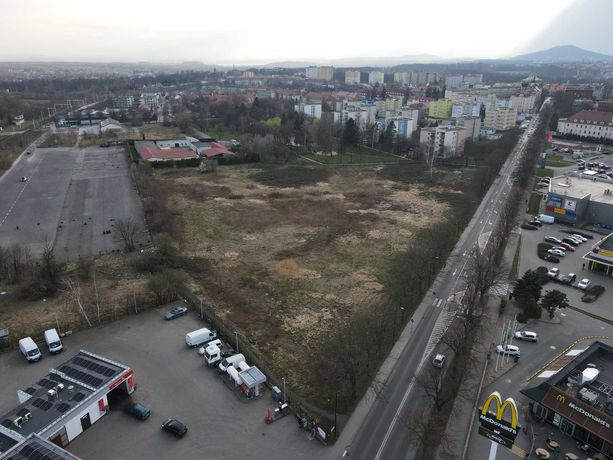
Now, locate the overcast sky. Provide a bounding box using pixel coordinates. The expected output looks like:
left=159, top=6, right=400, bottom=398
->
left=0, top=0, right=587, bottom=64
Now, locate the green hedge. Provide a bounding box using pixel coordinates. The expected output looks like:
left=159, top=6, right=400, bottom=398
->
left=150, top=158, right=200, bottom=168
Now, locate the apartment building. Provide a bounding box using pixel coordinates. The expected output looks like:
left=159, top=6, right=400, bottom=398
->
left=140, top=92, right=161, bottom=109
left=510, top=94, right=538, bottom=113
left=420, top=126, right=466, bottom=157
left=368, top=71, right=385, bottom=85
left=483, top=107, right=517, bottom=130
left=384, top=116, right=414, bottom=139
left=294, top=102, right=322, bottom=119
left=393, top=72, right=410, bottom=85
left=345, top=71, right=361, bottom=85
left=112, top=95, right=134, bottom=109
left=444, top=75, right=464, bottom=88
left=428, top=99, right=454, bottom=118
left=557, top=110, right=613, bottom=141
left=451, top=103, right=481, bottom=118
left=455, top=116, right=482, bottom=141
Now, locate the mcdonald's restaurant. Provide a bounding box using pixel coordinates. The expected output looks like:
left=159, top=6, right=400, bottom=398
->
left=521, top=341, right=613, bottom=458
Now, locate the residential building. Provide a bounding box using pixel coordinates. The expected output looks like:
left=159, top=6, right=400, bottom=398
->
left=557, top=110, right=613, bottom=141
left=455, top=116, right=482, bottom=141
left=0, top=351, right=134, bottom=458
left=451, top=103, right=481, bottom=118
left=345, top=71, right=361, bottom=85
left=294, top=102, right=322, bottom=119
left=368, top=71, right=385, bottom=85
left=510, top=94, right=538, bottom=113
left=419, top=125, right=466, bottom=157
left=597, top=100, right=613, bottom=112
left=384, top=116, right=414, bottom=139
left=12, top=115, right=24, bottom=126
left=242, top=71, right=255, bottom=78
left=444, top=75, right=464, bottom=88
left=522, top=341, right=613, bottom=455
left=483, top=107, right=517, bottom=130
left=306, top=66, right=334, bottom=81
left=393, top=72, right=410, bottom=85
left=140, top=92, right=160, bottom=109
left=428, top=99, right=454, bottom=118
left=462, top=74, right=483, bottom=86
left=112, top=95, right=134, bottom=109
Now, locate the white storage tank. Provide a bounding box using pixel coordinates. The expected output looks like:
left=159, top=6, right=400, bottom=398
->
left=238, top=361, right=250, bottom=372
left=227, top=366, right=242, bottom=385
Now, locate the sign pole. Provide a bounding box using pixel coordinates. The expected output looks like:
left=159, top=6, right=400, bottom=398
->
left=488, top=440, right=498, bottom=460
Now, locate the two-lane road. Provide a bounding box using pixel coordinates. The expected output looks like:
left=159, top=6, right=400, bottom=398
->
left=337, top=116, right=543, bottom=460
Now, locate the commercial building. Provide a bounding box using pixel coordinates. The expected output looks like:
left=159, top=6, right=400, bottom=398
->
left=455, top=115, right=482, bottom=141
left=294, top=102, right=322, bottom=119
left=135, top=137, right=230, bottom=163
left=345, top=71, right=361, bottom=85
left=112, top=95, right=134, bottom=110
left=428, top=99, right=454, bottom=118
left=545, top=172, right=613, bottom=228
left=557, top=110, right=613, bottom=141
left=483, top=107, right=517, bottom=130
left=368, top=71, right=384, bottom=85
left=0, top=351, right=134, bottom=458
left=522, top=341, right=613, bottom=456
left=419, top=125, right=466, bottom=158
left=582, top=232, right=613, bottom=276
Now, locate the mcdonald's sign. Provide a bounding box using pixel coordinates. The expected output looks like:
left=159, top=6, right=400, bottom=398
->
left=478, top=391, right=520, bottom=440
left=556, top=394, right=565, bottom=403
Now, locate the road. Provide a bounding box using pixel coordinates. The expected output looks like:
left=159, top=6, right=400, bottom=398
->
left=337, top=109, right=548, bottom=460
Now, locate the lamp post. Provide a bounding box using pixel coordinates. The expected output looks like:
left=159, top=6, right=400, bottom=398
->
left=282, top=377, right=286, bottom=404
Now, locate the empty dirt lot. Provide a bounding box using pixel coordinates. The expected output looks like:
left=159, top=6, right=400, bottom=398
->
left=0, top=145, right=146, bottom=260
left=155, top=163, right=477, bottom=405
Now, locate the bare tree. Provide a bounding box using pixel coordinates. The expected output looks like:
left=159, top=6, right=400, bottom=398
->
left=115, top=218, right=140, bottom=252
left=63, top=278, right=92, bottom=327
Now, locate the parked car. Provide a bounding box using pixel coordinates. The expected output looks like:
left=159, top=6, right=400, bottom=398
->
left=514, top=331, right=538, bottom=342
left=562, top=238, right=579, bottom=247
left=559, top=243, right=575, bottom=252
left=544, top=236, right=562, bottom=244
left=543, top=255, right=560, bottom=263
left=496, top=345, right=520, bottom=357
left=124, top=402, right=151, bottom=420
left=548, top=249, right=565, bottom=257
left=552, top=246, right=567, bottom=254
left=164, top=305, right=188, bottom=320
left=162, top=419, right=188, bottom=438
left=578, top=278, right=591, bottom=290
left=571, top=234, right=587, bottom=243
left=567, top=236, right=583, bottom=245
left=529, top=219, right=543, bottom=227
left=547, top=267, right=560, bottom=278
left=432, top=354, right=446, bottom=368
left=560, top=273, right=577, bottom=285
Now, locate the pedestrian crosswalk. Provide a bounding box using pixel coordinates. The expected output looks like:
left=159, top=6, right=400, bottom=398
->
left=422, top=307, right=455, bottom=362
left=489, top=282, right=509, bottom=297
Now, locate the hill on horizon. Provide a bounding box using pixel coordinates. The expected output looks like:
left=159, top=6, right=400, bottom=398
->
left=513, top=45, right=613, bottom=63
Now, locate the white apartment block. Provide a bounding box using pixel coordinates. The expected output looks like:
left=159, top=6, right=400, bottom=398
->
left=112, top=95, right=134, bottom=109
left=451, top=103, right=481, bottom=118
left=294, top=102, right=322, bottom=119
left=305, top=66, right=319, bottom=79
left=393, top=72, right=410, bottom=85
left=510, top=94, right=537, bottom=113
left=445, top=75, right=464, bottom=88
left=306, top=66, right=333, bottom=81
left=140, top=93, right=160, bottom=109
left=557, top=110, right=613, bottom=140
left=369, top=71, right=385, bottom=85
left=483, top=107, right=517, bottom=130
left=419, top=126, right=467, bottom=157
left=345, top=71, right=361, bottom=85
left=384, top=116, right=414, bottom=139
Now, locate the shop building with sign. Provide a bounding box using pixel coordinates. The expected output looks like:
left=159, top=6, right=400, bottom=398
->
left=521, top=341, right=613, bottom=456
left=583, top=232, right=613, bottom=277
left=544, top=173, right=613, bottom=229
left=0, top=350, right=134, bottom=459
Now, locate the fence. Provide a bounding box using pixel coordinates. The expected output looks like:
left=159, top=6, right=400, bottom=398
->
left=180, top=289, right=336, bottom=441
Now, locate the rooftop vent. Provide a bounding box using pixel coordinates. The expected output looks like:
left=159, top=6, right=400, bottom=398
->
left=581, top=367, right=600, bottom=385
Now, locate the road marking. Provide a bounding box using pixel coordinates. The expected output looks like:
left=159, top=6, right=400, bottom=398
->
left=431, top=298, right=438, bottom=307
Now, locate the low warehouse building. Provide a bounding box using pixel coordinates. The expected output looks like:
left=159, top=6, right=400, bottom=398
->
left=545, top=173, right=613, bottom=229
left=0, top=350, right=134, bottom=458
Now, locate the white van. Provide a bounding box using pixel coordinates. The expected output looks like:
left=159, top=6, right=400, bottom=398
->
left=19, top=337, right=42, bottom=363
left=535, top=214, right=555, bottom=224
left=185, top=328, right=217, bottom=348
left=218, top=353, right=245, bottom=373
left=44, top=328, right=63, bottom=353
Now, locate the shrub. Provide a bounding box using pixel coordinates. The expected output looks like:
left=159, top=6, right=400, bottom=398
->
left=520, top=223, right=538, bottom=230
left=517, top=313, right=528, bottom=323
left=537, top=242, right=553, bottom=259
left=499, top=298, right=507, bottom=314
left=525, top=301, right=542, bottom=319
left=148, top=269, right=187, bottom=305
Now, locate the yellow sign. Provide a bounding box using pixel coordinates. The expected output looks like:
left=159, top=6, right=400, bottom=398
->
left=481, top=392, right=519, bottom=429
left=596, top=248, right=613, bottom=258
left=553, top=207, right=566, bottom=215
left=556, top=394, right=566, bottom=403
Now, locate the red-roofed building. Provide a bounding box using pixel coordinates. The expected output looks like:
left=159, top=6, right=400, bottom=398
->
left=134, top=141, right=197, bottom=162
left=558, top=110, right=613, bottom=140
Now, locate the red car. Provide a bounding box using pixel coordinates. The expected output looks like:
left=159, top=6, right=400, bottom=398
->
left=559, top=242, right=575, bottom=252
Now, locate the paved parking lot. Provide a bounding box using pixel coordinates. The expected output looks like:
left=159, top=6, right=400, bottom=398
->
left=517, top=222, right=613, bottom=320
left=0, top=145, right=146, bottom=259
left=0, top=307, right=323, bottom=460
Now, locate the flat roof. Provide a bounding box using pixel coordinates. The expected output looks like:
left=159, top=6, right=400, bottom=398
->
left=549, top=174, right=613, bottom=204
left=0, top=351, right=128, bottom=454
left=0, top=434, right=80, bottom=460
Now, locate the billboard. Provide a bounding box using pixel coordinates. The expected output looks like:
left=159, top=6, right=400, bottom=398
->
left=564, top=199, right=576, bottom=211
left=478, top=391, right=520, bottom=442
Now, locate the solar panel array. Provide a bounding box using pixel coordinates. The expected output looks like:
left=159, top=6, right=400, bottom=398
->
left=72, top=356, right=116, bottom=377
left=71, top=392, right=86, bottom=402
left=16, top=408, right=30, bottom=418
left=9, top=441, right=71, bottom=460
left=37, top=379, right=56, bottom=390
left=58, top=366, right=103, bottom=388
left=1, top=419, right=13, bottom=428
left=56, top=403, right=70, bottom=413
left=31, top=398, right=52, bottom=411
left=24, top=387, right=37, bottom=395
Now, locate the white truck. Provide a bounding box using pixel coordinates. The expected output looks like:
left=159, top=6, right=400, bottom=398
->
left=185, top=328, right=217, bottom=348
left=200, top=340, right=234, bottom=367
left=19, top=337, right=42, bottom=363
left=218, top=353, right=245, bottom=373
left=535, top=214, right=555, bottom=224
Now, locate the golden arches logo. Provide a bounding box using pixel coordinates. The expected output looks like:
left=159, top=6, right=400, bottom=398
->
left=556, top=394, right=565, bottom=403
left=481, top=392, right=519, bottom=429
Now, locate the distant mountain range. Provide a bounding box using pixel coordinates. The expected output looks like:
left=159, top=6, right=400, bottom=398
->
left=259, top=54, right=446, bottom=69
left=512, top=45, right=613, bottom=63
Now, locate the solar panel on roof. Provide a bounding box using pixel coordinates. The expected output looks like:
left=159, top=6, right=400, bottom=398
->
left=1, top=419, right=13, bottom=428
left=38, top=378, right=56, bottom=389
left=72, top=392, right=86, bottom=402
left=32, top=398, right=45, bottom=408
left=56, top=403, right=70, bottom=413
left=17, top=441, right=67, bottom=460
left=16, top=408, right=30, bottom=417
left=25, top=387, right=37, bottom=395
left=72, top=356, right=116, bottom=377
left=48, top=374, right=62, bottom=382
